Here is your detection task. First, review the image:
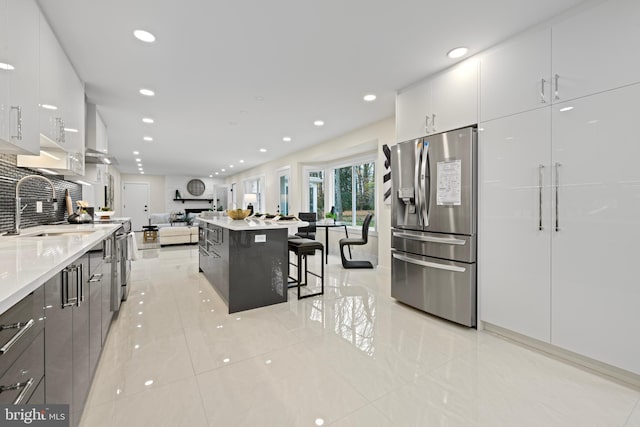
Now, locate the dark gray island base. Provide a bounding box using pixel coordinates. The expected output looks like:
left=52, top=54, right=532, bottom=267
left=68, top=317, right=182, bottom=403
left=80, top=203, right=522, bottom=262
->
left=199, top=218, right=294, bottom=313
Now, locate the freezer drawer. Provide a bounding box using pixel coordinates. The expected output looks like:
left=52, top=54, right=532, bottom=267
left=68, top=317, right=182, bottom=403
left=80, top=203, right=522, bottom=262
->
left=392, top=229, right=476, bottom=263
left=391, top=250, right=476, bottom=327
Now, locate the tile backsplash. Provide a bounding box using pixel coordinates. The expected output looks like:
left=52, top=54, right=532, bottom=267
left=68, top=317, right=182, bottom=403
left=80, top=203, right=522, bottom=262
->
left=0, top=153, right=82, bottom=233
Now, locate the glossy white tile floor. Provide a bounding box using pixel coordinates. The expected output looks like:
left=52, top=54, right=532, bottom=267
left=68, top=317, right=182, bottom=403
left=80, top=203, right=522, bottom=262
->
left=81, top=246, right=640, bottom=426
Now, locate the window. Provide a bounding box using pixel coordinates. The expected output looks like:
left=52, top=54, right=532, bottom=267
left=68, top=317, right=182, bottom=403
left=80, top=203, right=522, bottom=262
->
left=243, top=176, right=265, bottom=213
left=278, top=169, right=290, bottom=215
left=307, top=170, right=324, bottom=217
left=332, top=161, right=375, bottom=228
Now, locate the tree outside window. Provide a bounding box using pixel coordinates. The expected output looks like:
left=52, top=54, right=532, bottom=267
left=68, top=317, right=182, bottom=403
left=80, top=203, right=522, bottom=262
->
left=333, top=161, right=375, bottom=228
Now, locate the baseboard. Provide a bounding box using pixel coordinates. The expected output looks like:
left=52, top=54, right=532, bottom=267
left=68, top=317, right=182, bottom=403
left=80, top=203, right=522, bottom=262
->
left=483, top=322, right=640, bottom=390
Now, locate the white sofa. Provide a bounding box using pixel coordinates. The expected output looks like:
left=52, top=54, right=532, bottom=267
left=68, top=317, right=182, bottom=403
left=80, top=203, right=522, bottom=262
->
left=158, top=226, right=198, bottom=246
left=150, top=212, right=199, bottom=246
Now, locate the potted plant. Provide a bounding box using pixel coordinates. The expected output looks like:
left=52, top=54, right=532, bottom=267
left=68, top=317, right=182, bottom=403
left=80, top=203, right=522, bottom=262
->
left=324, top=211, right=337, bottom=223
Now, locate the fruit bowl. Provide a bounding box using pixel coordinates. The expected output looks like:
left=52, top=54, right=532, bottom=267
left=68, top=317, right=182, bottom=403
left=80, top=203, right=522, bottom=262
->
left=227, top=209, right=251, bottom=220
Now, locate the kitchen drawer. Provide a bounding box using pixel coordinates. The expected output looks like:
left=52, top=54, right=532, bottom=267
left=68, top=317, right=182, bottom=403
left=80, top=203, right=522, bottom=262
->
left=0, top=288, right=44, bottom=377
left=0, top=330, right=44, bottom=404
left=27, top=377, right=44, bottom=404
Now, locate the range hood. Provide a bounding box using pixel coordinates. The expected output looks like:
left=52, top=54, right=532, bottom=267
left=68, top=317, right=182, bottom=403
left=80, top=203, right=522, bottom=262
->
left=85, top=148, right=118, bottom=165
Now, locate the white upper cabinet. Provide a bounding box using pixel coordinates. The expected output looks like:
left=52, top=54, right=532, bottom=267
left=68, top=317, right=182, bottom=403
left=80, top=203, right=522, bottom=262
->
left=479, top=108, right=552, bottom=343
left=552, top=0, right=640, bottom=102
left=0, top=0, right=40, bottom=155
left=396, top=78, right=431, bottom=143
left=396, top=58, right=478, bottom=142
left=551, top=84, right=640, bottom=375
left=430, top=58, right=478, bottom=135
left=19, top=10, right=85, bottom=175
left=38, top=10, right=84, bottom=156
left=480, top=29, right=551, bottom=122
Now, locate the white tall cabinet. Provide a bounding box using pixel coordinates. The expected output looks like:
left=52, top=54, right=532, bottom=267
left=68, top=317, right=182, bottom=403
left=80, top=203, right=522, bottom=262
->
left=479, top=108, right=552, bottom=343
left=551, top=87, right=640, bottom=375
left=0, top=0, right=40, bottom=155
left=478, top=0, right=640, bottom=376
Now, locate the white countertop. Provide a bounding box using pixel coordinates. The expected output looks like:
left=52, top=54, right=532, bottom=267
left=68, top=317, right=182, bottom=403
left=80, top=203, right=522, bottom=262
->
left=0, top=223, right=121, bottom=315
left=199, top=217, right=308, bottom=231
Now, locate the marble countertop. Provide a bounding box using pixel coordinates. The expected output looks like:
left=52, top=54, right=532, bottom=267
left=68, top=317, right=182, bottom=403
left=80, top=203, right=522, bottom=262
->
left=0, top=223, right=121, bottom=314
left=199, top=217, right=308, bottom=231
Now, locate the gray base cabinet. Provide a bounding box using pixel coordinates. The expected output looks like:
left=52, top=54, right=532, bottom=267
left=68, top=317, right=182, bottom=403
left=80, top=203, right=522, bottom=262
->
left=0, top=287, right=44, bottom=405
left=44, top=235, right=113, bottom=427
left=199, top=223, right=288, bottom=313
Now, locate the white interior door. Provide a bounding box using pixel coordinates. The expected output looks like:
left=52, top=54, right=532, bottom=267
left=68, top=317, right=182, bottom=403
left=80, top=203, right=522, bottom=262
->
left=122, top=182, right=150, bottom=231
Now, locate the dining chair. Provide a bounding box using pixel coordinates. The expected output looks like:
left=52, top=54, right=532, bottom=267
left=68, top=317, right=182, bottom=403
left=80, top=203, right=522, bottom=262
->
left=339, top=213, right=374, bottom=269
left=295, top=212, right=317, bottom=239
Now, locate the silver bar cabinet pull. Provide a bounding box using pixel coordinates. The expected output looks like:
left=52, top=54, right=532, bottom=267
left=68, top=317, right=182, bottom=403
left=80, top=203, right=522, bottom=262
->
left=10, top=106, right=22, bottom=140
left=425, top=115, right=430, bottom=134
left=4, top=378, right=35, bottom=405
left=0, top=319, right=34, bottom=354
left=555, top=162, right=561, bottom=231
left=431, top=113, right=436, bottom=133
left=540, top=79, right=546, bottom=103
left=539, top=164, right=544, bottom=230
left=554, top=74, right=560, bottom=100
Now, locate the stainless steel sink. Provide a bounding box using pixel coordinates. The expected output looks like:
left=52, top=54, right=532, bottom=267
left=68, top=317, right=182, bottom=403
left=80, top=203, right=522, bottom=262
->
left=23, top=230, right=96, bottom=237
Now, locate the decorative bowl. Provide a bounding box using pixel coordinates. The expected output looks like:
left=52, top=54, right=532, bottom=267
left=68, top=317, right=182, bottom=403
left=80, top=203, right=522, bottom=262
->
left=227, top=209, right=251, bottom=220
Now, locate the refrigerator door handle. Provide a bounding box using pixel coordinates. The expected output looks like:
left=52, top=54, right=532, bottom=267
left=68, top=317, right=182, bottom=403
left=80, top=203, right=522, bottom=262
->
left=414, top=140, right=423, bottom=225
left=392, top=232, right=465, bottom=245
left=392, top=251, right=466, bottom=272
left=420, top=142, right=430, bottom=226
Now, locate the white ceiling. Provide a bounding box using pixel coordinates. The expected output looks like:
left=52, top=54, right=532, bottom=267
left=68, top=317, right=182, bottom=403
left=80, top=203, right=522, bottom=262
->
left=37, top=0, right=585, bottom=177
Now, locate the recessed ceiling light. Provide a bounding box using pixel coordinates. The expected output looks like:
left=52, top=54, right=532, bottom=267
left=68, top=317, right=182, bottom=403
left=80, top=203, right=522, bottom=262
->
left=41, top=104, right=58, bottom=110
left=447, top=47, right=468, bottom=59
left=363, top=94, right=377, bottom=102
left=133, top=30, right=156, bottom=43
left=259, top=148, right=267, bottom=152
left=140, top=171, right=145, bottom=174
left=313, top=120, right=324, bottom=126
left=135, top=158, right=141, bottom=162
left=221, top=168, right=226, bottom=172
left=64, top=128, right=79, bottom=133
left=139, top=88, right=155, bottom=96
left=142, top=118, right=154, bottom=124
left=282, top=136, right=292, bottom=142
left=559, top=106, right=574, bottom=112
left=143, top=136, right=153, bottom=141
left=209, top=174, right=213, bottom=178
left=239, top=159, right=244, bottom=163
left=215, top=172, right=219, bottom=175
left=133, top=151, right=140, bottom=155
left=0, top=62, right=15, bottom=70
left=229, top=165, right=234, bottom=168
left=138, top=167, right=143, bottom=170
left=137, top=163, right=142, bottom=167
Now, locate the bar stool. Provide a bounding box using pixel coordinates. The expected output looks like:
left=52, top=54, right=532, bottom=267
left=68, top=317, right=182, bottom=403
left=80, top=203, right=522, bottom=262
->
left=287, top=238, right=324, bottom=299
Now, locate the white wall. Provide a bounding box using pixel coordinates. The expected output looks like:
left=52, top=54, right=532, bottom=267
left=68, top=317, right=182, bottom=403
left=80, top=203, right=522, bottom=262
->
left=165, top=175, right=225, bottom=213
left=225, top=116, right=395, bottom=269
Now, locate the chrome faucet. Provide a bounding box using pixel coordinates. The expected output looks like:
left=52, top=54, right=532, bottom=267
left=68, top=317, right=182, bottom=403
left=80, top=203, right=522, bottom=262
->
left=6, top=175, right=58, bottom=235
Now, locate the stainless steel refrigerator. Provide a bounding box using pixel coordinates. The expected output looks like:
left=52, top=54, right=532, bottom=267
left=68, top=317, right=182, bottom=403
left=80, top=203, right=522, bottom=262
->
left=391, top=126, right=477, bottom=327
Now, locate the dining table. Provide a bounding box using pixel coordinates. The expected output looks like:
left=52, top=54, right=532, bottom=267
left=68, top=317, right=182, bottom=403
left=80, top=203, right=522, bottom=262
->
left=315, top=220, right=352, bottom=264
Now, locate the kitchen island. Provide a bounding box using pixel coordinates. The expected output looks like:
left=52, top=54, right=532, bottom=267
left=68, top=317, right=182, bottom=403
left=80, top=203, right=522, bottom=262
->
left=198, top=217, right=307, bottom=313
